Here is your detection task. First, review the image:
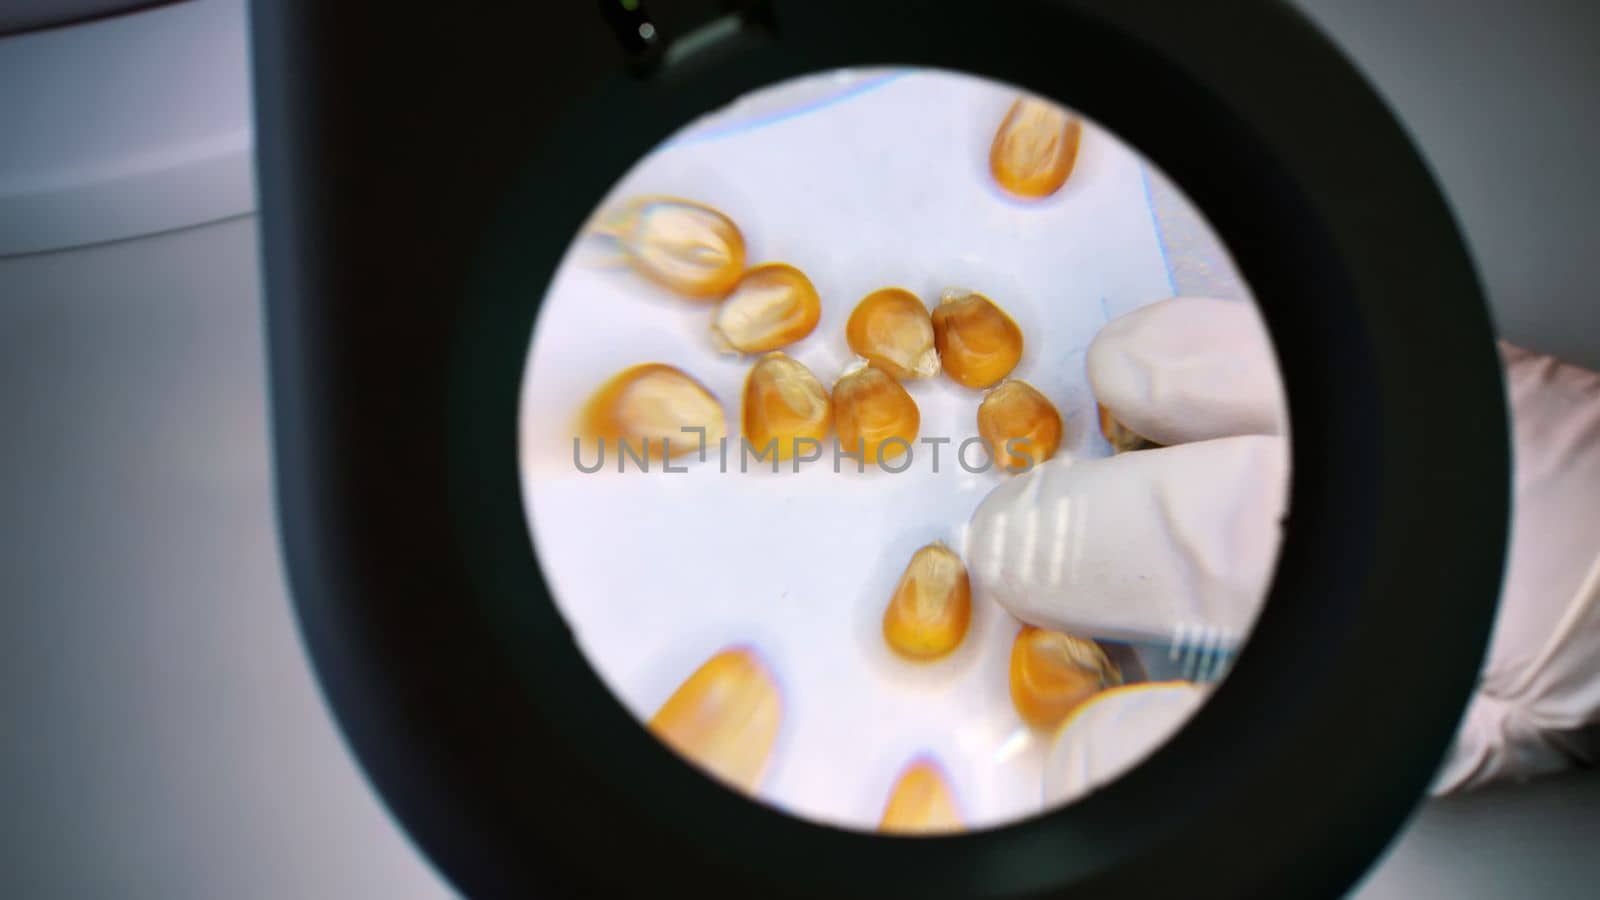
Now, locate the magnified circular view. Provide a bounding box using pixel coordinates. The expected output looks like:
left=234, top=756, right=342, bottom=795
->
left=518, top=67, right=1290, bottom=834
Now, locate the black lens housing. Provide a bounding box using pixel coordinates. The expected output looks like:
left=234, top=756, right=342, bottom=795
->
left=250, top=1, right=1508, bottom=896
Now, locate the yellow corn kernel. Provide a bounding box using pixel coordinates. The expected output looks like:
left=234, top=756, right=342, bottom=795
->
left=1009, top=626, right=1120, bottom=731
left=989, top=96, right=1083, bottom=200
left=932, top=289, right=1024, bottom=389
left=710, top=262, right=822, bottom=354
left=597, top=196, right=746, bottom=299
left=846, top=288, right=940, bottom=380
left=832, top=365, right=921, bottom=465
left=882, top=542, right=971, bottom=660
left=742, top=352, right=831, bottom=461
left=578, top=363, right=726, bottom=459
left=648, top=646, right=782, bottom=794
left=978, top=380, right=1063, bottom=473
left=1097, top=403, right=1160, bottom=453
left=879, top=757, right=964, bottom=835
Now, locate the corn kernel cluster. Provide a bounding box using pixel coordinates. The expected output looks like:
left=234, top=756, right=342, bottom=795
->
left=566, top=94, right=1176, bottom=830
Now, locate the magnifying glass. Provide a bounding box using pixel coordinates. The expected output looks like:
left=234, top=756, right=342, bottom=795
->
left=251, top=1, right=1509, bottom=896
left=524, top=64, right=1282, bottom=828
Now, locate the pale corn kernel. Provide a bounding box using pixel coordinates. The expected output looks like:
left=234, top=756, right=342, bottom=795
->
left=882, top=542, right=972, bottom=660
left=978, top=380, right=1063, bottom=473
left=648, top=646, right=782, bottom=794
left=832, top=365, right=921, bottom=465
left=879, top=757, right=964, bottom=835
left=932, top=289, right=1023, bottom=389
left=743, top=352, right=831, bottom=461
left=711, top=262, right=822, bottom=354
left=1097, top=403, right=1160, bottom=453
left=989, top=96, right=1083, bottom=200
left=578, top=363, right=726, bottom=460
left=597, top=196, right=746, bottom=299
left=846, top=288, right=940, bottom=380
left=1009, top=626, right=1120, bottom=731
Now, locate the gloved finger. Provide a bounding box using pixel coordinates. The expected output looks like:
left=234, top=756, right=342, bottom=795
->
left=965, top=433, right=1288, bottom=649
left=1087, top=296, right=1286, bottom=446
left=1042, top=681, right=1211, bottom=806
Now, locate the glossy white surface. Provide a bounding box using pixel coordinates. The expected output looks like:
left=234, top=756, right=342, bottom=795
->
left=0, top=0, right=157, bottom=34
left=0, top=0, right=253, bottom=256
left=0, top=218, right=454, bottom=898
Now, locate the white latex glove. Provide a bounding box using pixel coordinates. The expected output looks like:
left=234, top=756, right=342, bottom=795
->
left=967, top=296, right=1600, bottom=805
left=968, top=298, right=1289, bottom=654
left=1436, top=342, right=1600, bottom=792
left=966, top=433, right=1286, bottom=651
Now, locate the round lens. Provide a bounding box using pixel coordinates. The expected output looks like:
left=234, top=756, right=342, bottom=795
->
left=517, top=66, right=1289, bottom=834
